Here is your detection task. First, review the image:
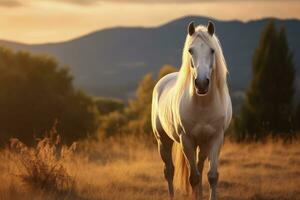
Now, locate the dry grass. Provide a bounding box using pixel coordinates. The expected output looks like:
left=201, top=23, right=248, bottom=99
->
left=0, top=134, right=300, bottom=200
left=2, top=126, right=77, bottom=199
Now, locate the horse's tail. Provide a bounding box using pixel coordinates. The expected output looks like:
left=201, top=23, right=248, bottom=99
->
left=173, top=142, right=191, bottom=194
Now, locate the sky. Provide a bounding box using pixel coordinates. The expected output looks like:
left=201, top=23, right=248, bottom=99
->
left=1, top=0, right=300, bottom=44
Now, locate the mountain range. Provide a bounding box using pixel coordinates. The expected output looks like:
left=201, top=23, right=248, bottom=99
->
left=0, top=16, right=299, bottom=102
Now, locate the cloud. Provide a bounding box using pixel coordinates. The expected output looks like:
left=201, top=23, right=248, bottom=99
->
left=57, top=0, right=202, bottom=5
left=2, top=0, right=298, bottom=7
left=55, top=0, right=99, bottom=5
left=0, top=0, right=22, bottom=7
left=52, top=0, right=300, bottom=6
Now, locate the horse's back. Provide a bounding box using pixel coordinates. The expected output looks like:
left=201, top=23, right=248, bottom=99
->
left=224, top=91, right=232, bottom=130
left=153, top=72, right=178, bottom=100
left=152, top=72, right=178, bottom=140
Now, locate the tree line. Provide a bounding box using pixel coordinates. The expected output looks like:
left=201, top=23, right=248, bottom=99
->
left=0, top=45, right=176, bottom=146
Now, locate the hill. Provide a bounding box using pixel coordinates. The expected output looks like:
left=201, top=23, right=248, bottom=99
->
left=0, top=16, right=299, bottom=100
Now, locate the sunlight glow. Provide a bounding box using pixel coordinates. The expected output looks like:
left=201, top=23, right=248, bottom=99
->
left=0, top=1, right=299, bottom=43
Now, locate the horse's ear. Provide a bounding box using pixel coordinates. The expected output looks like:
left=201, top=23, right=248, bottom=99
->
left=188, top=21, right=195, bottom=36
left=207, top=21, right=215, bottom=36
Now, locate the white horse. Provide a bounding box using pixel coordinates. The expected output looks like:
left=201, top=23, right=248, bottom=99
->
left=151, top=21, right=232, bottom=200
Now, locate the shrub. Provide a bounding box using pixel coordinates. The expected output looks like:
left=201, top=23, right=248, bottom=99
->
left=98, top=111, right=128, bottom=137
left=8, top=124, right=76, bottom=195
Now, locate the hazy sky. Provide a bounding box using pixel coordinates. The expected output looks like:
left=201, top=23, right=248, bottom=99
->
left=1, top=0, right=299, bottom=43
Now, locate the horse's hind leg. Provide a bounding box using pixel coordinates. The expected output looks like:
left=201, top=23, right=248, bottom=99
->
left=157, top=135, right=174, bottom=199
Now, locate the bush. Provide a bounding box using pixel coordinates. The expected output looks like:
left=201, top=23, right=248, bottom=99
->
left=8, top=124, right=76, bottom=195
left=98, top=111, right=128, bottom=137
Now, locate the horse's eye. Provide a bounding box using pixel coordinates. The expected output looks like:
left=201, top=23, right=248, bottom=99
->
left=188, top=48, right=193, bottom=55
left=211, top=49, right=215, bottom=54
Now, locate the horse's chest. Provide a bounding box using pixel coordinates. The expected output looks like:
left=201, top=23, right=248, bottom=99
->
left=189, top=122, right=219, bottom=139
left=192, top=121, right=216, bottom=133
left=181, top=108, right=225, bottom=139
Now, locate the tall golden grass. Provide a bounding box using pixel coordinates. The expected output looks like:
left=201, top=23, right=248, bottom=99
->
left=1, top=131, right=300, bottom=200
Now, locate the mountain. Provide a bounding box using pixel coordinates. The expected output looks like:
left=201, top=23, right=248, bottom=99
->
left=0, top=16, right=299, bottom=101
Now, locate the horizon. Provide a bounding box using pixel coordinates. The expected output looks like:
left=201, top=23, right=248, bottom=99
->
left=2, top=15, right=299, bottom=45
left=1, top=0, right=300, bottom=44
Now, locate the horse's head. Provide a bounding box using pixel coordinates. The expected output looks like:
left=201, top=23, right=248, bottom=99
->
left=187, top=21, right=216, bottom=96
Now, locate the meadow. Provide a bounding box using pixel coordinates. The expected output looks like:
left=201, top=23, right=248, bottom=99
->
left=0, top=132, right=299, bottom=200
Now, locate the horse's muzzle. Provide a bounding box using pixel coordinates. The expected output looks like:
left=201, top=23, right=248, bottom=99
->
left=194, top=78, right=209, bottom=95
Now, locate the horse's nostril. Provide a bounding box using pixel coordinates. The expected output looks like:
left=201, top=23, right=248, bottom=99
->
left=194, top=79, right=200, bottom=88
left=206, top=78, right=210, bottom=86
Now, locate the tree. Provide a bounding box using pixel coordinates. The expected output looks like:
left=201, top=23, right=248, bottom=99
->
left=235, top=21, right=295, bottom=141
left=98, top=64, right=177, bottom=137
left=295, top=104, right=300, bottom=131
left=94, top=97, right=124, bottom=115
left=0, top=48, right=99, bottom=145
left=125, top=73, right=155, bottom=135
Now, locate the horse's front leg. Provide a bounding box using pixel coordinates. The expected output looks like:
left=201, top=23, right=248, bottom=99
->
left=197, top=145, right=209, bottom=200
left=180, top=133, right=200, bottom=200
left=207, top=133, right=224, bottom=200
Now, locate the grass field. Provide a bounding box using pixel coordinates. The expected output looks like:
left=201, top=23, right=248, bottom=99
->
left=0, top=136, right=300, bottom=200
